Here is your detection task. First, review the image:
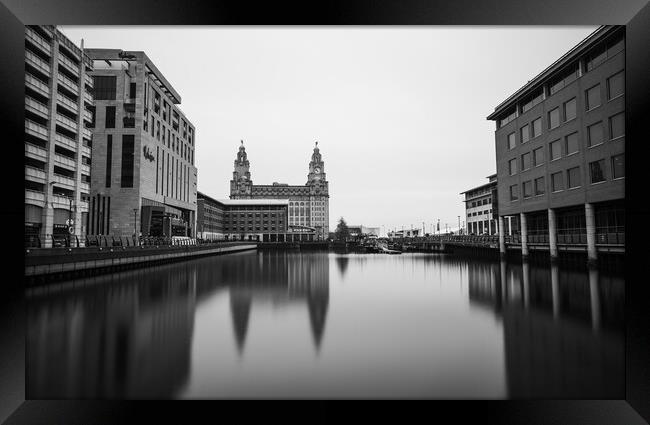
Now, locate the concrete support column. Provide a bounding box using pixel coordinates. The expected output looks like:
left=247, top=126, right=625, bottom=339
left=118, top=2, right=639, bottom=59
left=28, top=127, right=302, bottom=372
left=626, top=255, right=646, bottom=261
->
left=548, top=208, right=558, bottom=261
left=498, top=216, right=506, bottom=258
left=520, top=212, right=529, bottom=258
left=41, top=206, right=54, bottom=248
left=585, top=203, right=597, bottom=265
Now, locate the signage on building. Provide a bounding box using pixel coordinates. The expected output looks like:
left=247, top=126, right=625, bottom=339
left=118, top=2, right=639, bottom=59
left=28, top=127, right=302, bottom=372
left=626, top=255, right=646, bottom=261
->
left=66, top=219, right=75, bottom=226
left=143, top=146, right=155, bottom=162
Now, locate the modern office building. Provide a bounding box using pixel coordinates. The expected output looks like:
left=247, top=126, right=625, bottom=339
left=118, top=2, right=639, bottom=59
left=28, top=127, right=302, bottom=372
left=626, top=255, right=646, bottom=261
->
left=24, top=25, right=95, bottom=247
left=84, top=49, right=197, bottom=238
left=487, top=25, right=625, bottom=263
left=230, top=141, right=330, bottom=240
left=460, top=174, right=500, bottom=235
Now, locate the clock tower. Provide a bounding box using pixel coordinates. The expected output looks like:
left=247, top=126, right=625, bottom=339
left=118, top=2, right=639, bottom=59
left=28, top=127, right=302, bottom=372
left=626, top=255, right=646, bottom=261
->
left=307, top=141, right=327, bottom=185
left=230, top=140, right=253, bottom=198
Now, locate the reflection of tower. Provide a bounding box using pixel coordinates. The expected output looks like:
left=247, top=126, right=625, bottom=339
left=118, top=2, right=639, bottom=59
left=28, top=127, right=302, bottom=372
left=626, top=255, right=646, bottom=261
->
left=306, top=256, right=329, bottom=351
left=229, top=290, right=252, bottom=355
left=335, top=256, right=349, bottom=278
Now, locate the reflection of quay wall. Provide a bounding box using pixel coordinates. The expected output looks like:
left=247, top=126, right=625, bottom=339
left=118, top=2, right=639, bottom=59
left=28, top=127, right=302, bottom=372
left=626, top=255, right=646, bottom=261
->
left=228, top=251, right=330, bottom=352
left=27, top=265, right=197, bottom=398
left=502, top=306, right=623, bottom=398
left=467, top=260, right=624, bottom=398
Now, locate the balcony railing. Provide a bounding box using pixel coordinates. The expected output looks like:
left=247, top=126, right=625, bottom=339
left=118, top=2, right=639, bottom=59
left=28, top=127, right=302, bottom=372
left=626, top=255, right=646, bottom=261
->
left=25, top=120, right=49, bottom=140
left=83, top=90, right=92, bottom=105
left=25, top=96, right=49, bottom=118
left=56, top=93, right=79, bottom=113
left=25, top=74, right=50, bottom=97
left=51, top=194, right=73, bottom=208
left=80, top=182, right=90, bottom=193
left=81, top=145, right=91, bottom=158
left=82, top=128, right=92, bottom=141
left=81, top=164, right=91, bottom=175
left=83, top=108, right=92, bottom=123
left=25, top=50, right=51, bottom=75
left=52, top=173, right=76, bottom=188
left=25, top=189, right=46, bottom=204
left=57, top=73, right=79, bottom=95
left=25, top=166, right=47, bottom=182
left=56, top=113, right=78, bottom=133
left=54, top=132, right=78, bottom=150
left=54, top=153, right=77, bottom=169
left=25, top=27, right=51, bottom=56
left=84, top=73, right=93, bottom=88
left=58, top=53, right=80, bottom=76
left=25, top=143, right=48, bottom=160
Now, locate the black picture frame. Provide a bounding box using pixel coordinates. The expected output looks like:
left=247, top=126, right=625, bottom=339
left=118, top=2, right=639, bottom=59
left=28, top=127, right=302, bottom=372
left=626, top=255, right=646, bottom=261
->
left=1, top=0, right=648, bottom=423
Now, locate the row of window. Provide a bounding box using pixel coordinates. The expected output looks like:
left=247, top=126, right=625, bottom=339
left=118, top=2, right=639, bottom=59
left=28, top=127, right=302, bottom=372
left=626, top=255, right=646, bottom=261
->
left=504, top=71, right=624, bottom=149
left=467, top=209, right=493, bottom=217
left=467, top=198, right=491, bottom=209
left=509, top=154, right=624, bottom=201
left=498, top=35, right=624, bottom=128
left=151, top=116, right=194, bottom=165
left=508, top=112, right=624, bottom=176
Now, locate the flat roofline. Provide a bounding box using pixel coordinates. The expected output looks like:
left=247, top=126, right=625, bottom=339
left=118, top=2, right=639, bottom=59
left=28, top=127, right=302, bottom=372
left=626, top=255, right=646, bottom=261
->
left=217, top=199, right=290, bottom=205
left=85, top=48, right=182, bottom=104
left=487, top=25, right=621, bottom=121
left=460, top=181, right=497, bottom=195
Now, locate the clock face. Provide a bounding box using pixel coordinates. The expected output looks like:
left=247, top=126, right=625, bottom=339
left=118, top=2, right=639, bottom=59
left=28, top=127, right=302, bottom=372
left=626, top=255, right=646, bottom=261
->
left=315, top=167, right=321, bottom=174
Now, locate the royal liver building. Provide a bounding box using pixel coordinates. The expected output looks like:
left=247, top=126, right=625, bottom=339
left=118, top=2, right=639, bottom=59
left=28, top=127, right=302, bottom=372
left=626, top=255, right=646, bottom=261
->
left=230, top=141, right=330, bottom=240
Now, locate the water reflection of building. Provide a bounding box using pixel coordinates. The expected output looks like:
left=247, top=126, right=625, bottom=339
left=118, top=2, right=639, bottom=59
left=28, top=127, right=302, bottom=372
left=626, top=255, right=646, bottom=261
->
left=226, top=251, right=330, bottom=354
left=27, top=265, right=197, bottom=398
left=467, top=260, right=624, bottom=398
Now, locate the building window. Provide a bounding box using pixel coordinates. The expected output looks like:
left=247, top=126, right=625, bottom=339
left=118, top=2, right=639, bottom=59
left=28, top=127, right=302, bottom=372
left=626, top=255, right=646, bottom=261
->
left=532, top=118, right=542, bottom=138
left=586, top=84, right=601, bottom=110
left=521, top=152, right=532, bottom=171
left=549, top=63, right=579, bottom=95
left=589, top=159, right=606, bottom=183
left=120, top=134, right=134, bottom=188
left=507, top=132, right=516, bottom=150
left=499, top=108, right=517, bottom=128
left=105, top=135, right=112, bottom=188
left=611, top=154, right=625, bottom=179
left=548, top=107, right=560, bottom=129
left=509, top=184, right=519, bottom=201
left=564, top=97, right=577, bottom=121
left=567, top=166, right=581, bottom=189
left=607, top=71, right=624, bottom=100
left=129, top=82, right=136, bottom=99
left=549, top=139, right=561, bottom=160
left=92, top=75, right=117, bottom=100
left=533, top=147, right=544, bottom=166
left=587, top=121, right=604, bottom=147
left=565, top=132, right=579, bottom=155
left=551, top=171, right=563, bottom=192
left=534, top=177, right=545, bottom=195
left=520, top=124, right=530, bottom=143
left=508, top=158, right=517, bottom=175
left=609, top=112, right=625, bottom=139
left=105, top=106, right=116, bottom=129
left=522, top=181, right=532, bottom=198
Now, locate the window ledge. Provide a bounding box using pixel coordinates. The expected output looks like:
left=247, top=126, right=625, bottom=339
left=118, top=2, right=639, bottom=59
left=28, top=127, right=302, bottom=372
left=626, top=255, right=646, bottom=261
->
left=566, top=152, right=579, bottom=157
left=563, top=117, right=577, bottom=124
left=588, top=142, right=605, bottom=149
left=586, top=105, right=601, bottom=113
left=608, top=93, right=624, bottom=102
left=612, top=176, right=625, bottom=181
left=610, top=135, right=625, bottom=142
left=567, top=186, right=582, bottom=191
left=590, top=180, right=607, bottom=186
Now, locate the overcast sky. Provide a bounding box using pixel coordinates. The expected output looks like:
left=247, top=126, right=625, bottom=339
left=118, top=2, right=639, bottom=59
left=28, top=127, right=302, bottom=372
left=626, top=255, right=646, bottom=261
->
left=60, top=26, right=596, bottom=235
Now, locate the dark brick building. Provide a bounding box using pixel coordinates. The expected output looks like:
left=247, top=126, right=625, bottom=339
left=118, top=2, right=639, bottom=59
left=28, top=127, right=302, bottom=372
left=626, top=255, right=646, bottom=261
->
left=487, top=25, right=625, bottom=263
